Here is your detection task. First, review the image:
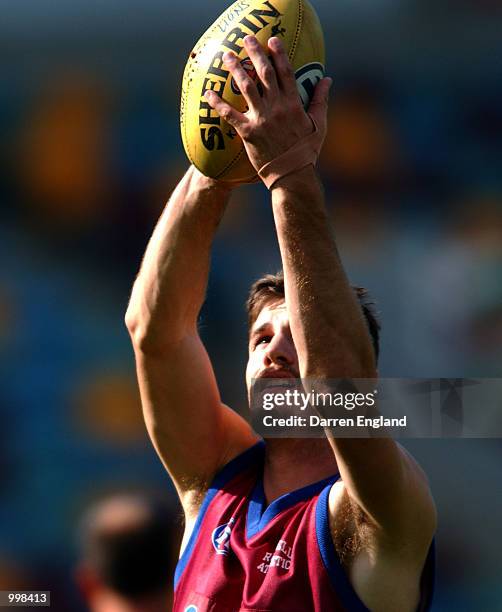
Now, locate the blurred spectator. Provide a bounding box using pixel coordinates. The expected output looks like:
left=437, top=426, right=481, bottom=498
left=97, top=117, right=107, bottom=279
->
left=0, top=559, right=35, bottom=591
left=16, top=75, right=111, bottom=229
left=75, top=493, right=179, bottom=612
left=320, top=81, right=404, bottom=192
left=73, top=371, right=146, bottom=446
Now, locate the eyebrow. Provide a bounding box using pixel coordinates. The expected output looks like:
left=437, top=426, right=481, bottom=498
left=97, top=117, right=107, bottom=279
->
left=250, top=323, right=270, bottom=339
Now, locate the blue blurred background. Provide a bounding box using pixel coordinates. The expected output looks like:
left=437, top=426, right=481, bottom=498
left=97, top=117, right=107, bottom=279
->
left=1, top=0, right=501, bottom=609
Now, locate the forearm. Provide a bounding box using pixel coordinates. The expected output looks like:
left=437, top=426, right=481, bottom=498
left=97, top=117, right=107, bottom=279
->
left=126, top=166, right=232, bottom=349
left=271, top=166, right=376, bottom=378
left=271, top=168, right=414, bottom=526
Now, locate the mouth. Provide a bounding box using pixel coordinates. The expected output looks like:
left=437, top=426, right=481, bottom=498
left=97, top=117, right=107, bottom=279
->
left=253, top=371, right=301, bottom=393
left=258, top=369, right=298, bottom=380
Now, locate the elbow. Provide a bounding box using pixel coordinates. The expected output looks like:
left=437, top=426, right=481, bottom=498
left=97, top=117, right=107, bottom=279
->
left=124, top=294, right=163, bottom=351
left=125, top=306, right=192, bottom=355
left=125, top=302, right=147, bottom=345
left=124, top=304, right=157, bottom=352
left=125, top=313, right=164, bottom=355
left=125, top=282, right=143, bottom=338
left=125, top=308, right=138, bottom=337
left=124, top=308, right=148, bottom=351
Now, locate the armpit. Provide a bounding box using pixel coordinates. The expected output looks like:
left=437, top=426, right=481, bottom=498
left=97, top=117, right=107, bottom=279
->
left=330, top=489, right=374, bottom=567
left=180, top=476, right=211, bottom=516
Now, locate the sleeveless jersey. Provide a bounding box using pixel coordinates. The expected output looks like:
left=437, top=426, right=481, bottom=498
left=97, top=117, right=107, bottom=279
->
left=174, top=441, right=435, bottom=612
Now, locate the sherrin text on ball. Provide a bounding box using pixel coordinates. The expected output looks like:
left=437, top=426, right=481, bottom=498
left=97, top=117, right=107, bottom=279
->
left=180, top=0, right=325, bottom=182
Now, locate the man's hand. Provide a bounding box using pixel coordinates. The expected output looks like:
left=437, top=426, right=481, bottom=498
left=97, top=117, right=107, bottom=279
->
left=204, top=35, right=332, bottom=172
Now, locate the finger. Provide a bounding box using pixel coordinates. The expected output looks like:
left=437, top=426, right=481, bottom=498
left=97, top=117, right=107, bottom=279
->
left=267, top=37, right=297, bottom=97
left=222, top=51, right=263, bottom=111
left=243, top=35, right=278, bottom=95
left=204, top=90, right=248, bottom=131
left=307, top=77, right=332, bottom=124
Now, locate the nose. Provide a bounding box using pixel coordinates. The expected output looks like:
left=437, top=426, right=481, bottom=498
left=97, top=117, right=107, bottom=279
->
left=263, top=330, right=297, bottom=369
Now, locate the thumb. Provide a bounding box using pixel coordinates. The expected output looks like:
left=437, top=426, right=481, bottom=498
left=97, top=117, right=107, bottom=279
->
left=307, top=77, right=332, bottom=122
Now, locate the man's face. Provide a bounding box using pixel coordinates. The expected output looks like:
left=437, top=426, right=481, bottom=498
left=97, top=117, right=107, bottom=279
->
left=246, top=299, right=300, bottom=395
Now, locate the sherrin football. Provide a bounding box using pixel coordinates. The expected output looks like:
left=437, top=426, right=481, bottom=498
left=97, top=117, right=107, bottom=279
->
left=180, top=0, right=325, bottom=182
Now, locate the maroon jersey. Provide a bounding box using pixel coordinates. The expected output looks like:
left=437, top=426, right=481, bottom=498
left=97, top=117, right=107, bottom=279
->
left=174, top=441, right=434, bottom=612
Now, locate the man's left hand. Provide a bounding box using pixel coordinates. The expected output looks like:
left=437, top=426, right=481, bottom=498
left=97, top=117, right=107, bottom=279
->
left=204, top=35, right=332, bottom=173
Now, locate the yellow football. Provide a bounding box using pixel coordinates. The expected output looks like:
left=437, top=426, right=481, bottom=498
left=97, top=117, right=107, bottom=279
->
left=180, top=0, right=325, bottom=183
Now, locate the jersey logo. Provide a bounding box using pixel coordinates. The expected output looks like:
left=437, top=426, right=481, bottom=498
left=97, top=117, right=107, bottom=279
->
left=211, top=517, right=235, bottom=556
left=184, top=606, right=198, bottom=612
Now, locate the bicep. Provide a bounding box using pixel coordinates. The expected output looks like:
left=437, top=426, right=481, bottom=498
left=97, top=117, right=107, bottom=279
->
left=133, top=333, right=257, bottom=498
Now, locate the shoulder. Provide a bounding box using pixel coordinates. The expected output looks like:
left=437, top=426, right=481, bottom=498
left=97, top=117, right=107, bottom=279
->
left=182, top=438, right=264, bottom=522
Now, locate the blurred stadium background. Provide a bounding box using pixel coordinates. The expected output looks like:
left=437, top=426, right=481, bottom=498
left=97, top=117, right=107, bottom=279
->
left=1, top=0, right=501, bottom=609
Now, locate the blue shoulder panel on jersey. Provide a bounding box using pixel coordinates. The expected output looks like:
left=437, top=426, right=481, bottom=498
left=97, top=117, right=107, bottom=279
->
left=315, top=483, right=370, bottom=612
left=174, top=440, right=265, bottom=589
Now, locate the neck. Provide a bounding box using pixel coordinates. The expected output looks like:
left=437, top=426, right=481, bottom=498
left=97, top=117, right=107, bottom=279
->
left=262, top=438, right=337, bottom=504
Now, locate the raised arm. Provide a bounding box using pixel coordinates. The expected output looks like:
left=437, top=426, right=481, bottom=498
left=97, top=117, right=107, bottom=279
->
left=125, top=167, right=257, bottom=509
left=270, top=167, right=435, bottom=530
left=267, top=116, right=435, bottom=612
left=205, top=34, right=435, bottom=561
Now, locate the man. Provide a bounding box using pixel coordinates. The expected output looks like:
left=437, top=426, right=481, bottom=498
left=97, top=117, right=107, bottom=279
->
left=125, top=35, right=436, bottom=611
left=75, top=493, right=178, bottom=612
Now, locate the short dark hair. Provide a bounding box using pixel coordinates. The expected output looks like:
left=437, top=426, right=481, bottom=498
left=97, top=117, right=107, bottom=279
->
left=79, top=494, right=175, bottom=599
left=246, top=271, right=380, bottom=362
